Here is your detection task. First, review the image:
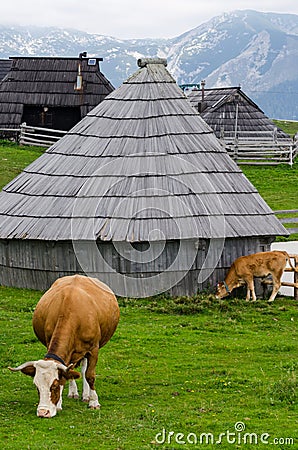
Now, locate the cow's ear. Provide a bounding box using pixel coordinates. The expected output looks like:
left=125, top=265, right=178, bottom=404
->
left=60, top=369, right=80, bottom=380
left=67, top=370, right=81, bottom=379
left=20, top=365, right=36, bottom=377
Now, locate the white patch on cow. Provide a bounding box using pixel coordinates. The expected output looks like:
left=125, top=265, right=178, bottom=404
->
left=33, top=360, right=61, bottom=418
left=80, top=358, right=100, bottom=409
left=81, top=358, right=90, bottom=402
left=57, top=385, right=64, bottom=410
left=89, top=389, right=101, bottom=409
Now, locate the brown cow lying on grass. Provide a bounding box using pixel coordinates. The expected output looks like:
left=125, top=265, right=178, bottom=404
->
left=9, top=275, right=120, bottom=418
left=216, top=250, right=296, bottom=302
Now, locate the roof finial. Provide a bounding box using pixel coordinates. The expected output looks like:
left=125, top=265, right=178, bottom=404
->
left=137, top=58, right=167, bottom=68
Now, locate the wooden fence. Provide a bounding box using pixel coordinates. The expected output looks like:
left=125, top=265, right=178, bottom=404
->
left=1, top=125, right=297, bottom=165
left=262, top=254, right=298, bottom=300
left=0, top=123, right=66, bottom=147
left=220, top=129, right=297, bottom=166
left=274, top=209, right=298, bottom=235
left=283, top=254, right=298, bottom=300
left=19, top=123, right=66, bottom=147
left=0, top=127, right=20, bottom=141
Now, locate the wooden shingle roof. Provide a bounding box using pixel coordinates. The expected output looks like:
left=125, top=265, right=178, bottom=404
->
left=0, top=59, right=287, bottom=241
left=187, top=87, right=291, bottom=141
left=0, top=59, right=12, bottom=81
left=0, top=56, right=114, bottom=128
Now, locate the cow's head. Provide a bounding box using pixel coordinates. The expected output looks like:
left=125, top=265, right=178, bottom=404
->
left=9, top=359, right=80, bottom=418
left=215, top=281, right=230, bottom=299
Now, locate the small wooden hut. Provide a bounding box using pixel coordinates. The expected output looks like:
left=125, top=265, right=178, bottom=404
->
left=0, top=59, right=288, bottom=297
left=187, top=86, right=290, bottom=139
left=187, top=86, right=295, bottom=165
left=0, top=54, right=114, bottom=131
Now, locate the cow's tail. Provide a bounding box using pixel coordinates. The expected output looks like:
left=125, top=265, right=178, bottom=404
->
left=284, top=251, right=298, bottom=272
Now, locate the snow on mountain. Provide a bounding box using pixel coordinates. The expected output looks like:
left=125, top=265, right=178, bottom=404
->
left=0, top=10, right=297, bottom=119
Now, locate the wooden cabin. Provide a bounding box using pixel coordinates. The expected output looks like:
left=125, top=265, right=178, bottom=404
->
left=0, top=54, right=114, bottom=131
left=0, top=59, right=288, bottom=297
left=187, top=86, right=290, bottom=138
left=187, top=86, right=294, bottom=163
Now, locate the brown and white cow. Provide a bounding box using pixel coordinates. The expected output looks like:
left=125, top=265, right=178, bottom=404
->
left=9, top=275, right=120, bottom=418
left=216, top=250, right=295, bottom=302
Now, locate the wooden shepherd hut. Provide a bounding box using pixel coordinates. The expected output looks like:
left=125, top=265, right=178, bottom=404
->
left=187, top=86, right=294, bottom=162
left=0, top=58, right=288, bottom=297
left=0, top=54, right=114, bottom=131
left=187, top=86, right=290, bottom=139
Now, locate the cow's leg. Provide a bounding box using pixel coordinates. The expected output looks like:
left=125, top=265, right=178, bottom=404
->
left=245, top=277, right=256, bottom=301
left=251, top=280, right=257, bottom=302
left=68, top=379, right=79, bottom=399
left=268, top=273, right=282, bottom=302
left=81, top=357, right=90, bottom=403
left=85, top=350, right=101, bottom=410
left=245, top=282, right=251, bottom=301
left=57, top=385, right=64, bottom=411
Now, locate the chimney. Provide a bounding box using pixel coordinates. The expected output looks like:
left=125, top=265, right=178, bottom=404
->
left=197, top=80, right=207, bottom=113
left=75, top=62, right=83, bottom=91
left=201, top=80, right=206, bottom=102
left=75, top=52, right=88, bottom=91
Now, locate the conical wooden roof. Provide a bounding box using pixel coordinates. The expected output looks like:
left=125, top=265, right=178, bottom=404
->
left=0, top=58, right=287, bottom=241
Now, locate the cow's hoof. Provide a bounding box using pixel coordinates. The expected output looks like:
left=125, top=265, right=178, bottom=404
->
left=82, top=398, right=90, bottom=403
left=68, top=394, right=79, bottom=399
left=89, top=404, right=101, bottom=410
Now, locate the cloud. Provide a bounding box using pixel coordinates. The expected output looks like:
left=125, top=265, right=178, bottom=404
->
left=1, top=0, right=297, bottom=39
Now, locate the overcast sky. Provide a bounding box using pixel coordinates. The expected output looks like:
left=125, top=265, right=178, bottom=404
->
left=2, top=0, right=298, bottom=39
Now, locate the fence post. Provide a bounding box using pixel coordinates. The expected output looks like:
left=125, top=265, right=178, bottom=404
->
left=19, top=122, right=26, bottom=145
left=294, top=255, right=298, bottom=301
left=289, top=145, right=293, bottom=167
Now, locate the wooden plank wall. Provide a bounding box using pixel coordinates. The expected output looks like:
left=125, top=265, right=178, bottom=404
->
left=0, top=237, right=273, bottom=296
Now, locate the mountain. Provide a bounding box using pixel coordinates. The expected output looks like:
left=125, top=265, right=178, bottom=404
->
left=0, top=10, right=297, bottom=120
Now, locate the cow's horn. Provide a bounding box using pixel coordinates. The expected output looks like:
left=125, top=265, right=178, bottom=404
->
left=56, top=363, right=69, bottom=372
left=8, top=361, right=36, bottom=371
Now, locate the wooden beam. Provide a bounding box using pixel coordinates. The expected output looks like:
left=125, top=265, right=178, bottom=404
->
left=281, top=281, right=298, bottom=289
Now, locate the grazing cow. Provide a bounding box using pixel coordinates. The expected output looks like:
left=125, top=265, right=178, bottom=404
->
left=216, top=250, right=295, bottom=302
left=9, top=275, right=120, bottom=418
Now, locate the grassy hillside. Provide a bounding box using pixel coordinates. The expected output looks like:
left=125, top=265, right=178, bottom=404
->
left=240, top=159, right=297, bottom=211
left=273, top=120, right=298, bottom=138
left=0, top=140, right=43, bottom=189
left=241, top=160, right=298, bottom=240
left=0, top=289, right=297, bottom=449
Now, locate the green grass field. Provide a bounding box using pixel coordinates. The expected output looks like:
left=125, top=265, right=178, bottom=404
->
left=273, top=120, right=298, bottom=138
left=0, top=140, right=43, bottom=189
left=0, top=289, right=297, bottom=449
left=240, top=162, right=298, bottom=211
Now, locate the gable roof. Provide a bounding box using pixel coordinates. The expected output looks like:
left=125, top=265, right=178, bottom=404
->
left=0, top=55, right=114, bottom=128
left=187, top=86, right=291, bottom=140
left=0, top=59, right=287, bottom=242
